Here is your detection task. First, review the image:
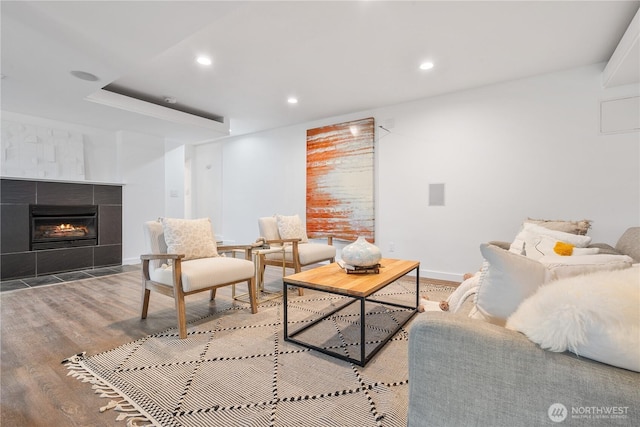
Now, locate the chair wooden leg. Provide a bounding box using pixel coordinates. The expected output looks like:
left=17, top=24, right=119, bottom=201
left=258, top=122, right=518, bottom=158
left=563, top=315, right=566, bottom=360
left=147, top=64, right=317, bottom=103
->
left=141, top=286, right=151, bottom=319
left=210, top=288, right=216, bottom=300
left=175, top=294, right=188, bottom=339
left=247, top=278, right=258, bottom=314
left=171, top=263, right=188, bottom=339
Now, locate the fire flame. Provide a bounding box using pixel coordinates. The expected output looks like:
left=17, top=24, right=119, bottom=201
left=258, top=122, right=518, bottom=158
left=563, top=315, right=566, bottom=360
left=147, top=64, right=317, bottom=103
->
left=51, top=223, right=89, bottom=235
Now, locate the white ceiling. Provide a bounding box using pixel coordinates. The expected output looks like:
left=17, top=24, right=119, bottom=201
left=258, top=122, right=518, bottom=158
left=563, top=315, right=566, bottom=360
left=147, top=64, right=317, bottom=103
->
left=2, top=1, right=639, bottom=144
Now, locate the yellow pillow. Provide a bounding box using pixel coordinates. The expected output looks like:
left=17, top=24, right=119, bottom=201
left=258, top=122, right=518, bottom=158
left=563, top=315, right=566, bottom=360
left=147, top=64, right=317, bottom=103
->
left=553, top=241, right=574, bottom=256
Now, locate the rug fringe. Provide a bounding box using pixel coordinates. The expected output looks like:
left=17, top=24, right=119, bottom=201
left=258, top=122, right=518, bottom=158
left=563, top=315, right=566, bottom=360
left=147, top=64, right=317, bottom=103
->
left=125, top=416, right=155, bottom=427
left=63, top=353, right=156, bottom=426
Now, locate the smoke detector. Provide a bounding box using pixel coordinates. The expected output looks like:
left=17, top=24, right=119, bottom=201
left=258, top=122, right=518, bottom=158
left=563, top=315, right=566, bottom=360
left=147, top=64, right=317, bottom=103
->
left=164, top=96, right=177, bottom=104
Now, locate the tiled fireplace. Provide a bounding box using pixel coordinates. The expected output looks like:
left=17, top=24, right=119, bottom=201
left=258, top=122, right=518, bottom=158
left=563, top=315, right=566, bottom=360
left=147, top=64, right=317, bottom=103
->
left=0, top=178, right=123, bottom=280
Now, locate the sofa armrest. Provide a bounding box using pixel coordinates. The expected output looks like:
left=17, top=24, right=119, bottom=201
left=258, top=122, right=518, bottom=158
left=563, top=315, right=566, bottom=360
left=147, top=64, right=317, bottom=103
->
left=587, top=242, right=620, bottom=256
left=488, top=240, right=511, bottom=250
left=616, top=227, right=640, bottom=263
left=408, top=313, right=639, bottom=426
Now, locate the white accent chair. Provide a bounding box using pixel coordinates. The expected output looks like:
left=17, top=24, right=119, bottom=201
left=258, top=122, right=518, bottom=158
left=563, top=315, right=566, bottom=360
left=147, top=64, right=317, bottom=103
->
left=258, top=215, right=336, bottom=295
left=141, top=219, right=257, bottom=339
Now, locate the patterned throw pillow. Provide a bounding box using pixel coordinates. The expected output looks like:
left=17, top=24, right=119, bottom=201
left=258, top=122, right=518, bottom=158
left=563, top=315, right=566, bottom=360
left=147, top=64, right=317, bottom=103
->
left=160, top=217, right=218, bottom=261
left=275, top=214, right=308, bottom=243
left=525, top=218, right=592, bottom=235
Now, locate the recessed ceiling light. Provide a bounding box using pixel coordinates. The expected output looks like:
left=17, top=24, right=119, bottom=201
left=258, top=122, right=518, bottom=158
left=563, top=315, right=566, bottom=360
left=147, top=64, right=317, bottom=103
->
left=196, top=56, right=212, bottom=66
left=287, top=97, right=298, bottom=104
left=419, top=62, right=434, bottom=71
left=70, top=70, right=99, bottom=81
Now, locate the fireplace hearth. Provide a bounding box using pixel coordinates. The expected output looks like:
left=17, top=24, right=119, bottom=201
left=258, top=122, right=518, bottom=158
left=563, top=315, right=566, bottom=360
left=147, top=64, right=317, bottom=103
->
left=30, top=205, right=98, bottom=250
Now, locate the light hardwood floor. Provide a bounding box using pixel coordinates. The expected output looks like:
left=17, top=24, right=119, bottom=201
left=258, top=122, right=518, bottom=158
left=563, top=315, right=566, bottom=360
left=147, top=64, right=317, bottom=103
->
left=0, top=265, right=456, bottom=426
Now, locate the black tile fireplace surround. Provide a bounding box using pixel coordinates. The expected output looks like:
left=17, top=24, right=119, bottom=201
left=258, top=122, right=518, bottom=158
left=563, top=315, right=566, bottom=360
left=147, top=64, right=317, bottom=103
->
left=1, top=179, right=123, bottom=280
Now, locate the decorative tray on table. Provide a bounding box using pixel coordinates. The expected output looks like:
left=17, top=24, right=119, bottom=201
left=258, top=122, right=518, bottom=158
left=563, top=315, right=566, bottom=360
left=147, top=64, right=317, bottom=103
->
left=337, top=260, right=381, bottom=274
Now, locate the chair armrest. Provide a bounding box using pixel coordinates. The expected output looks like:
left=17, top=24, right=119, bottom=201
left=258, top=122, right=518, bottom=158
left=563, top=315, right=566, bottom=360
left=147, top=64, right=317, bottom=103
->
left=266, top=238, right=301, bottom=245
left=218, top=244, right=253, bottom=251
left=218, top=244, right=253, bottom=260
left=140, top=253, right=185, bottom=260
left=264, top=239, right=301, bottom=270
left=304, top=236, right=334, bottom=245
left=140, top=253, right=184, bottom=281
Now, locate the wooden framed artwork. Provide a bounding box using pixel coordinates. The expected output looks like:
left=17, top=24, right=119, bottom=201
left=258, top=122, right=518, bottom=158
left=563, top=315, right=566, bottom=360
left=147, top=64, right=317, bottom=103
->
left=306, top=117, right=375, bottom=242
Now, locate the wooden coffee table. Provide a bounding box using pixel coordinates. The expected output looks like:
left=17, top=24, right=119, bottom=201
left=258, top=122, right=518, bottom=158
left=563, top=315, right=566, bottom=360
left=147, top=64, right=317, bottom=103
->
left=283, top=258, right=420, bottom=366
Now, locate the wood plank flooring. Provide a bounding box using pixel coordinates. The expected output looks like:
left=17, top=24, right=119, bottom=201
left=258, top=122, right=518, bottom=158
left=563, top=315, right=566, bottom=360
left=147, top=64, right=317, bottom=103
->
left=0, top=265, right=457, bottom=426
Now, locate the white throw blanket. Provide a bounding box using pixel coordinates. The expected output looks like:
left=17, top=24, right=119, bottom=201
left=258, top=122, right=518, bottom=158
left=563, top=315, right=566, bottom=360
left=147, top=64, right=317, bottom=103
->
left=419, top=273, right=480, bottom=313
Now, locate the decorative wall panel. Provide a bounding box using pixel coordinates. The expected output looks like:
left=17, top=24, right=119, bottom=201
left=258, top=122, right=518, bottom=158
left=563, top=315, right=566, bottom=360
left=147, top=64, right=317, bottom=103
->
left=306, top=117, right=375, bottom=242
left=1, top=120, right=85, bottom=180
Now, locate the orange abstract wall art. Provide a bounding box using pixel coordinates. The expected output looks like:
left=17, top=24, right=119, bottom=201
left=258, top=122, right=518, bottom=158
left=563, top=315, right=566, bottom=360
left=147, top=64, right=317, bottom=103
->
left=306, top=117, right=375, bottom=242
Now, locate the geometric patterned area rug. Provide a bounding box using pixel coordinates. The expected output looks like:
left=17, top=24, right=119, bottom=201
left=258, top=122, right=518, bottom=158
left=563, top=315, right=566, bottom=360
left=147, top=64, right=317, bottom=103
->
left=64, top=280, right=453, bottom=427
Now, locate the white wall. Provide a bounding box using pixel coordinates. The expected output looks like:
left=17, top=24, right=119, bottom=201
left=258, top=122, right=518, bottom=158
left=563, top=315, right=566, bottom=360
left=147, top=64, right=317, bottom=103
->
left=164, top=143, right=186, bottom=218
left=118, top=131, right=166, bottom=264
left=192, top=142, right=224, bottom=240
left=194, top=64, right=640, bottom=281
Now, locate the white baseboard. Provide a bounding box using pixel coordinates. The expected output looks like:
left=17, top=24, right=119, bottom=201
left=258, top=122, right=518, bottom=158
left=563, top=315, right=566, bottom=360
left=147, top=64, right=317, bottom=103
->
left=418, top=268, right=463, bottom=283
left=122, top=257, right=140, bottom=266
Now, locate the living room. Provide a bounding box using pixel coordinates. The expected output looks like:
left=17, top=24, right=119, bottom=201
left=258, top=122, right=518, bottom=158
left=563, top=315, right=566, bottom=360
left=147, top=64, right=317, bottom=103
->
left=1, top=1, right=639, bottom=426
left=2, top=3, right=639, bottom=282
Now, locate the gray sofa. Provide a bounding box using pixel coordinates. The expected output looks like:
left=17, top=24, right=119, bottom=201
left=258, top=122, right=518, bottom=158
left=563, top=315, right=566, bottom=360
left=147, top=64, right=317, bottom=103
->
left=588, top=227, right=640, bottom=263
left=407, top=227, right=640, bottom=426
left=408, top=313, right=639, bottom=426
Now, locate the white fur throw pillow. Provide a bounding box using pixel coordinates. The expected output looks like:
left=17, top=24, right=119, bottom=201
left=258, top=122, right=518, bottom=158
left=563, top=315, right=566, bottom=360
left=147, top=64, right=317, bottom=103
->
left=506, top=266, right=639, bottom=372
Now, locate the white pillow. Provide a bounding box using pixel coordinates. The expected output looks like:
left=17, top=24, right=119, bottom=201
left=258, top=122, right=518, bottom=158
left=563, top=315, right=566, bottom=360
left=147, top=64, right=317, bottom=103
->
left=533, top=235, right=600, bottom=257
left=509, top=223, right=592, bottom=258
left=275, top=214, right=308, bottom=243
left=506, top=266, right=640, bottom=372
left=475, top=244, right=548, bottom=323
left=160, top=217, right=218, bottom=261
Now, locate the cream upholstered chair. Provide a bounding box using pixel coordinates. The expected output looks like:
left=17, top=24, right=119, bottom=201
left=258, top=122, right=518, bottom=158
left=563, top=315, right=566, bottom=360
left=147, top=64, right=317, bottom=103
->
left=258, top=214, right=336, bottom=295
left=141, top=218, right=257, bottom=339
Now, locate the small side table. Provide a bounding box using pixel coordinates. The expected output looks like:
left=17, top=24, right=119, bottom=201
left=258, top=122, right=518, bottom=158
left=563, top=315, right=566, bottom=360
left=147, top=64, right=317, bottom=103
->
left=232, top=246, right=286, bottom=303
